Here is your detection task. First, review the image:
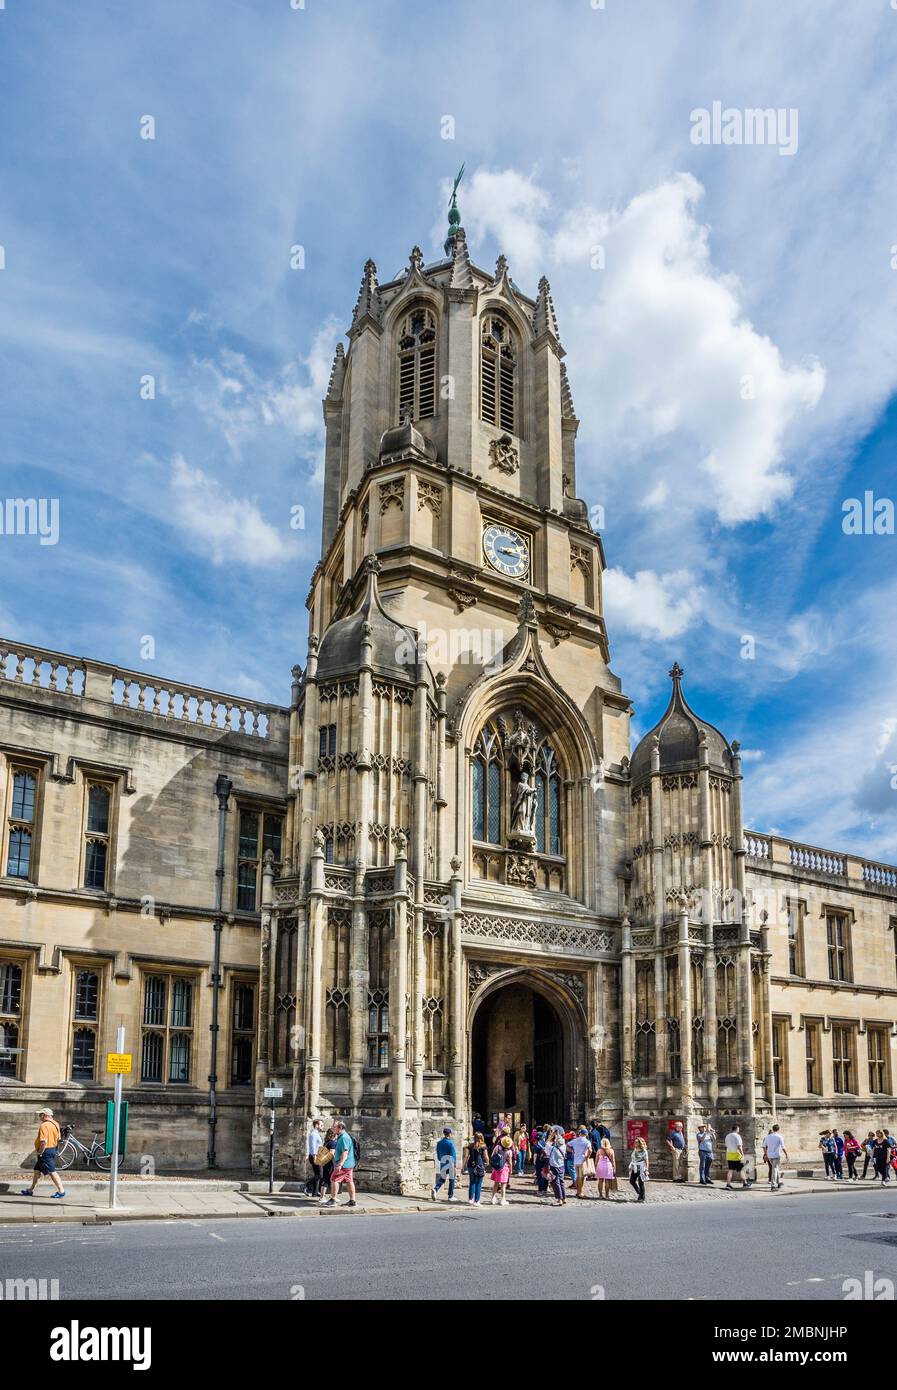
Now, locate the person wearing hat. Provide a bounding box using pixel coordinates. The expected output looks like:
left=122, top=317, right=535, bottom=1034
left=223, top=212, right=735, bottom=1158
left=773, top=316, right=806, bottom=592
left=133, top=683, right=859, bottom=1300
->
left=20, top=1108, right=65, bottom=1199
left=431, top=1126, right=458, bottom=1201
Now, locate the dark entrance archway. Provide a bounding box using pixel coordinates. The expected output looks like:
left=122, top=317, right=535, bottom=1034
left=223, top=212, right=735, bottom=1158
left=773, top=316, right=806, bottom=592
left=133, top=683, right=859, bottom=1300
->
left=470, top=982, right=565, bottom=1128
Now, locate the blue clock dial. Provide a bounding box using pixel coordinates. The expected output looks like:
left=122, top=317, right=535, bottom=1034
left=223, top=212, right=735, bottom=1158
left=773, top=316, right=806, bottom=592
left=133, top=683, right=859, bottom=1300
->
left=482, top=523, right=530, bottom=579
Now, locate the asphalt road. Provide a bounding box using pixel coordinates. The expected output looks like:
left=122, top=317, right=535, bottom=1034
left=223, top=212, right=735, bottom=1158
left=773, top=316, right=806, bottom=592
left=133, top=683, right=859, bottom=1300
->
left=1, top=1189, right=895, bottom=1301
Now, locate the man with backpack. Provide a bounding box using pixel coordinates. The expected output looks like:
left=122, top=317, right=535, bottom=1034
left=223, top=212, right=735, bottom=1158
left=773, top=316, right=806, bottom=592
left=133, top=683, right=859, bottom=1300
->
left=320, top=1119, right=358, bottom=1208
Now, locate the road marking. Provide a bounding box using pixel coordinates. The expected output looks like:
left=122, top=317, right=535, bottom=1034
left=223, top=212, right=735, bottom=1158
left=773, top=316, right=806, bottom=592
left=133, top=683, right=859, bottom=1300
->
left=209, top=1232, right=225, bottom=1241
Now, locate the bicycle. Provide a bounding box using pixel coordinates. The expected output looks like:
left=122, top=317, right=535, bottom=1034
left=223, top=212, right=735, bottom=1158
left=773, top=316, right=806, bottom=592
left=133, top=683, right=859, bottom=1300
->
left=55, top=1124, right=113, bottom=1172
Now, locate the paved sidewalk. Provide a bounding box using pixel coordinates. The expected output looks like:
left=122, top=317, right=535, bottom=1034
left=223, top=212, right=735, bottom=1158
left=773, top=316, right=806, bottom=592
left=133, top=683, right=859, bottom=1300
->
left=0, top=1181, right=431, bottom=1224
left=1, top=1170, right=890, bottom=1225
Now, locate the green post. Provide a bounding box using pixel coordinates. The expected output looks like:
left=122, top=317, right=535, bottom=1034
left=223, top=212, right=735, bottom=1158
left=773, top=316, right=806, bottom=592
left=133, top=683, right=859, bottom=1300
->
left=105, top=1098, right=128, bottom=1157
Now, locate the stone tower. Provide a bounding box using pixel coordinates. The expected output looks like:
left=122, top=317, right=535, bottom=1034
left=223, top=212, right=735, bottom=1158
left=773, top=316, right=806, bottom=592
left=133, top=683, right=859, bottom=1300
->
left=251, top=213, right=763, bottom=1189
left=626, top=665, right=767, bottom=1149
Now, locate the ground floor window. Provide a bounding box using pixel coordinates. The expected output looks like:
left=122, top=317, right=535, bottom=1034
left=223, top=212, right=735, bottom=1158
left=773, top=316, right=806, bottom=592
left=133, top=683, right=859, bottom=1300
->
left=0, top=960, right=23, bottom=1079
left=230, top=980, right=255, bottom=1086
left=805, top=1020, right=820, bottom=1094
left=868, top=1026, right=890, bottom=1095
left=71, top=967, right=100, bottom=1081
left=772, top=1017, right=789, bottom=1094
left=832, top=1023, right=855, bottom=1094
left=140, top=973, right=195, bottom=1084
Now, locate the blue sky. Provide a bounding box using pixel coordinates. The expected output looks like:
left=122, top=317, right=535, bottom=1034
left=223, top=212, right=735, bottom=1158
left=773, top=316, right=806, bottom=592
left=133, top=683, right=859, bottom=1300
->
left=1, top=0, right=896, bottom=860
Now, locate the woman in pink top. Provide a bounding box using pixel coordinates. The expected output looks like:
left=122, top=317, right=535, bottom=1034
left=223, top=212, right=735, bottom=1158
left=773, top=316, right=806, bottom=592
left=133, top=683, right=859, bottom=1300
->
left=595, top=1138, right=616, bottom=1200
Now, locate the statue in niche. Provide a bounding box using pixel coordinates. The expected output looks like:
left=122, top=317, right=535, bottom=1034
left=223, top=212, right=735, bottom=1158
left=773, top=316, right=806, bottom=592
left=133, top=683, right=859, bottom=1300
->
left=510, top=770, right=538, bottom=847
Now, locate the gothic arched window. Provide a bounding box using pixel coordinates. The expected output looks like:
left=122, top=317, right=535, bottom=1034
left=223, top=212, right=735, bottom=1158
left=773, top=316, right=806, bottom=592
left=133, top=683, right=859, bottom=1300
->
left=481, top=315, right=517, bottom=434
left=534, top=742, right=562, bottom=856
left=471, top=723, right=503, bottom=845
left=397, top=305, right=437, bottom=423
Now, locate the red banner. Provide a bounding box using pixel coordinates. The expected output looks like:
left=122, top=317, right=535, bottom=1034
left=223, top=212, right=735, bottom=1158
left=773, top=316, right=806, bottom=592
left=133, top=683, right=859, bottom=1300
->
left=626, top=1119, right=649, bottom=1149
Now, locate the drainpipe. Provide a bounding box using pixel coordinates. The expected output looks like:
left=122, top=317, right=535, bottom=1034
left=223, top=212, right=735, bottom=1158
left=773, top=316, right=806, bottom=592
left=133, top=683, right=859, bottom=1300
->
left=209, top=773, right=233, bottom=1168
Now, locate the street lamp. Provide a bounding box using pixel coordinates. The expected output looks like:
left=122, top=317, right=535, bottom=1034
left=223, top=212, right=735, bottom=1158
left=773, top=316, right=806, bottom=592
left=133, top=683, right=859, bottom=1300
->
left=208, top=774, right=233, bottom=1168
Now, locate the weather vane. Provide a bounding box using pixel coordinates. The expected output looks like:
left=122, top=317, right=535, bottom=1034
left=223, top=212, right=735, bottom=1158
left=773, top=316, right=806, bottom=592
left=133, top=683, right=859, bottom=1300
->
left=445, top=164, right=465, bottom=255
left=449, top=163, right=465, bottom=209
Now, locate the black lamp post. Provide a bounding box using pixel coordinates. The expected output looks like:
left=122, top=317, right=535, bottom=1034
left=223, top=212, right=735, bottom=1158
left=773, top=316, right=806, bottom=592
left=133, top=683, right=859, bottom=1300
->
left=208, top=774, right=233, bottom=1168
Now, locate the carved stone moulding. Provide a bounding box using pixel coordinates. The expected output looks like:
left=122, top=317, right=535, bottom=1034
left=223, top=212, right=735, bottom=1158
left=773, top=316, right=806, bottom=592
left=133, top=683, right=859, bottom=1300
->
left=462, top=912, right=615, bottom=956
left=488, top=434, right=519, bottom=475
left=466, top=956, right=587, bottom=1009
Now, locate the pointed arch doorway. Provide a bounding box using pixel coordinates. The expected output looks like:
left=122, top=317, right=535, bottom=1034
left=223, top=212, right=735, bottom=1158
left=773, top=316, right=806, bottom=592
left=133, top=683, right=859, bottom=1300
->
left=470, top=978, right=567, bottom=1128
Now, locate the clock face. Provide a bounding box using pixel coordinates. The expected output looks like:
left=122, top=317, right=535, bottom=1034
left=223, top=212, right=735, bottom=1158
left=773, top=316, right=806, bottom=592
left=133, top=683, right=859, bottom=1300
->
left=482, top=522, right=530, bottom=579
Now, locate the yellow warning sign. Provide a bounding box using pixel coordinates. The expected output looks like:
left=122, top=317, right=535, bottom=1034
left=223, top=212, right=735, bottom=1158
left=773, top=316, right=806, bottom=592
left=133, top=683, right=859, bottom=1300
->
left=106, top=1053, right=132, bottom=1074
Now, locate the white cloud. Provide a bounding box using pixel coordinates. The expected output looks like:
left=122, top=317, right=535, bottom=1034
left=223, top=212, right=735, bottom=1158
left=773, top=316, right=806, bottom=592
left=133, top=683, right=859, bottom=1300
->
left=185, top=317, right=341, bottom=462
left=454, top=169, right=824, bottom=529
left=604, top=567, right=702, bottom=640
left=554, top=173, right=826, bottom=525
left=642, top=480, right=669, bottom=510
left=440, top=168, right=550, bottom=282
left=169, top=455, right=294, bottom=567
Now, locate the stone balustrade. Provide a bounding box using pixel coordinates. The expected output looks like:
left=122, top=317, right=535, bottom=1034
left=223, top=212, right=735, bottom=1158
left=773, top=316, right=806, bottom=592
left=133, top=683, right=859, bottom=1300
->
left=787, top=842, right=846, bottom=877
left=861, top=860, right=897, bottom=888
left=0, top=640, right=86, bottom=695
left=110, top=673, right=277, bottom=738
left=0, top=636, right=287, bottom=741
left=744, top=826, right=896, bottom=894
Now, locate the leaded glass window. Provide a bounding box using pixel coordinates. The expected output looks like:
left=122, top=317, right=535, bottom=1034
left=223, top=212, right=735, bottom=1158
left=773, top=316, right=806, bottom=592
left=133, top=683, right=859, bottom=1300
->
left=6, top=769, right=37, bottom=879
left=237, top=808, right=284, bottom=911
left=472, top=724, right=503, bottom=846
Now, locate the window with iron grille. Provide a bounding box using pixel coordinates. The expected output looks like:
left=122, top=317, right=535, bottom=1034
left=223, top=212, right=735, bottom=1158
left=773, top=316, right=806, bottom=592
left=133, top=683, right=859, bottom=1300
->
left=230, top=980, right=255, bottom=1086
left=325, top=909, right=351, bottom=1069
left=634, top=959, right=656, bottom=1078
left=691, top=957, right=704, bottom=1072
left=423, top=920, right=445, bottom=1072
left=832, top=1023, right=854, bottom=1094
left=140, top=973, right=194, bottom=1084
left=0, top=961, right=23, bottom=1079
left=367, top=911, right=390, bottom=1069
left=83, top=782, right=112, bottom=890
left=273, top=919, right=297, bottom=1068
left=868, top=1026, right=890, bottom=1095
left=71, top=968, right=100, bottom=1081
left=772, top=1017, right=789, bottom=1094
left=826, top=911, right=851, bottom=982
left=716, top=957, right=738, bottom=1078
left=751, top=960, right=763, bottom=1076
left=318, top=724, right=337, bottom=758
left=805, top=1020, right=820, bottom=1094
left=6, top=768, right=37, bottom=880
left=237, top=808, right=283, bottom=911
left=481, top=316, right=516, bottom=433
left=396, top=306, right=437, bottom=422
left=666, top=957, right=681, bottom=1079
